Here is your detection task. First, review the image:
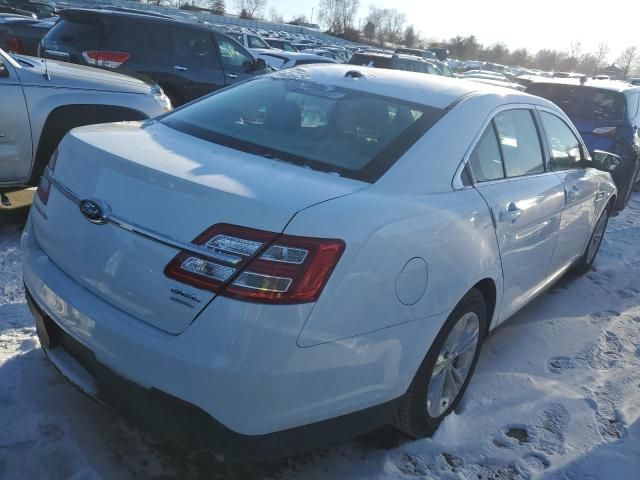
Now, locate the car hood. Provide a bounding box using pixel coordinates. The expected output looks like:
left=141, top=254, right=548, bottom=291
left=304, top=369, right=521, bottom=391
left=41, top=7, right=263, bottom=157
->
left=13, top=54, right=154, bottom=94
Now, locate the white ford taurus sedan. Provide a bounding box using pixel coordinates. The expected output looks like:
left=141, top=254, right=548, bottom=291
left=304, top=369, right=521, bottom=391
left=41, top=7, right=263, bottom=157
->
left=22, top=65, right=617, bottom=460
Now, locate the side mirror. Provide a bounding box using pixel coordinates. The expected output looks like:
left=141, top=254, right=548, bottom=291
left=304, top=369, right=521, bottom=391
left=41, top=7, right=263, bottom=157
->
left=254, top=57, right=267, bottom=70
left=592, top=150, right=623, bottom=173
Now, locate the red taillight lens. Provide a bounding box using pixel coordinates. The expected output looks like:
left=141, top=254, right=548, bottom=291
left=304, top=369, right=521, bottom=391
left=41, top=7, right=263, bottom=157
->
left=82, top=50, right=131, bottom=69
left=592, top=127, right=617, bottom=138
left=164, top=224, right=345, bottom=304
left=35, top=149, right=58, bottom=205
left=6, top=35, right=24, bottom=54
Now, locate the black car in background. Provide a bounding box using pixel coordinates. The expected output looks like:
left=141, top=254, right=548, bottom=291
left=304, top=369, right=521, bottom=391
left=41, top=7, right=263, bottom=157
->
left=0, top=15, right=53, bottom=55
left=527, top=79, right=640, bottom=209
left=40, top=8, right=270, bottom=106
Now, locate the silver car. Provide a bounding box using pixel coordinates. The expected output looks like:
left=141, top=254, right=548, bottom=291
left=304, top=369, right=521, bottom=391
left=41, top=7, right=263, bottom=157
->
left=0, top=48, right=170, bottom=194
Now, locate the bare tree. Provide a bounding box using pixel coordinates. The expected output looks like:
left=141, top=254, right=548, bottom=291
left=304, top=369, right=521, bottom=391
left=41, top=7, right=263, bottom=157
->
left=404, top=25, right=417, bottom=48
left=234, top=0, right=265, bottom=19
left=617, top=46, right=640, bottom=79
left=593, top=42, right=610, bottom=74
left=362, top=20, right=376, bottom=43
left=318, top=0, right=360, bottom=33
left=268, top=6, right=284, bottom=23
left=382, top=9, right=405, bottom=46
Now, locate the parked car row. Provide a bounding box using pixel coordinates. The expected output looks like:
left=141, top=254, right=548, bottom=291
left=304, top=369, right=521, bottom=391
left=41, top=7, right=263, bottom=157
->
left=20, top=63, right=621, bottom=462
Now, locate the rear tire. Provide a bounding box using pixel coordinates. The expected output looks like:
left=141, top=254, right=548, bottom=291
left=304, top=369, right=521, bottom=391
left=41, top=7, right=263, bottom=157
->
left=617, top=160, right=639, bottom=210
left=574, top=204, right=611, bottom=275
left=396, top=288, right=487, bottom=438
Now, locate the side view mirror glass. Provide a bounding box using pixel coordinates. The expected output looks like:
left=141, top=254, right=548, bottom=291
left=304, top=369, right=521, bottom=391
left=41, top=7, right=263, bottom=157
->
left=592, top=150, right=623, bottom=173
left=254, top=57, right=267, bottom=70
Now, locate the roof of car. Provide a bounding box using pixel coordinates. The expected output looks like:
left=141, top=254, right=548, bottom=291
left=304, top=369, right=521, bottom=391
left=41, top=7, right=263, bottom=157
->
left=269, top=64, right=541, bottom=110
left=528, top=77, right=640, bottom=93
left=259, top=51, right=336, bottom=61
left=60, top=8, right=204, bottom=26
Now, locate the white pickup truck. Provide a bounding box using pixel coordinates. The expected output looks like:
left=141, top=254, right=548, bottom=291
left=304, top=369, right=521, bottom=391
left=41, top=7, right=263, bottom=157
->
left=0, top=48, right=170, bottom=201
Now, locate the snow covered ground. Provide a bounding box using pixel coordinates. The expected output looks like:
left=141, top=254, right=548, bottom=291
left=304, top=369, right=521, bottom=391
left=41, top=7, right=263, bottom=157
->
left=1, top=191, right=639, bottom=479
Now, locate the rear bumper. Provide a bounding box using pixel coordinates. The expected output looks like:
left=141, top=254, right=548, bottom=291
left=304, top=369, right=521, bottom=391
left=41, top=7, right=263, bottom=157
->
left=22, top=214, right=445, bottom=457
left=26, top=289, right=399, bottom=461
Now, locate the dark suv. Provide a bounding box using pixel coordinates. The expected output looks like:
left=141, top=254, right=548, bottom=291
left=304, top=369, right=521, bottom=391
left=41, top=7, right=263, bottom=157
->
left=348, top=52, right=443, bottom=76
left=40, top=9, right=270, bottom=106
left=527, top=79, right=640, bottom=208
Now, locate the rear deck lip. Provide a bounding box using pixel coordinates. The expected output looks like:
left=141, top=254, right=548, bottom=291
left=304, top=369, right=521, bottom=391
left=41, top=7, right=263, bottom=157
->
left=44, top=168, right=244, bottom=266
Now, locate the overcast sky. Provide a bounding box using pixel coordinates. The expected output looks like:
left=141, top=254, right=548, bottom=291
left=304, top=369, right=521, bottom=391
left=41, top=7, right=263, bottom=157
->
left=266, top=0, right=635, bottom=62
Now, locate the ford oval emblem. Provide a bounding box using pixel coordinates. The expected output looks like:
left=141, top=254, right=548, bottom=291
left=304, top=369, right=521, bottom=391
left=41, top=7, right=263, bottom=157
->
left=79, top=199, right=106, bottom=224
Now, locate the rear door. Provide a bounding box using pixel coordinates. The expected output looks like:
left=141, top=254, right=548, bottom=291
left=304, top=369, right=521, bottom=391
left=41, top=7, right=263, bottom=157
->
left=468, top=107, right=565, bottom=323
left=538, top=109, right=598, bottom=274
left=0, top=53, right=32, bottom=183
left=169, top=26, right=225, bottom=102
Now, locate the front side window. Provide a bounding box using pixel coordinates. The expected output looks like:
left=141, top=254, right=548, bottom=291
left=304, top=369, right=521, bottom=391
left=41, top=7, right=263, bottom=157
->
left=248, top=35, right=269, bottom=49
left=493, top=109, right=545, bottom=177
left=540, top=112, right=583, bottom=171
left=160, top=77, right=444, bottom=182
left=216, top=34, right=253, bottom=67
left=469, top=126, right=504, bottom=182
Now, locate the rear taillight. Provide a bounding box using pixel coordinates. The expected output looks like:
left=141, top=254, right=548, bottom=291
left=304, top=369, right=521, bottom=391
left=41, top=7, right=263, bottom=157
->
left=592, top=127, right=617, bottom=138
left=6, top=35, right=24, bottom=54
left=82, top=50, right=130, bottom=69
left=35, top=149, right=58, bottom=205
left=164, top=224, right=345, bottom=304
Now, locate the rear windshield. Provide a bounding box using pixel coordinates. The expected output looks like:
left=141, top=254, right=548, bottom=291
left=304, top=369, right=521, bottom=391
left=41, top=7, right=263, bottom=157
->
left=161, top=76, right=444, bottom=182
left=46, top=17, right=105, bottom=44
left=527, top=83, right=627, bottom=122
left=349, top=54, right=392, bottom=69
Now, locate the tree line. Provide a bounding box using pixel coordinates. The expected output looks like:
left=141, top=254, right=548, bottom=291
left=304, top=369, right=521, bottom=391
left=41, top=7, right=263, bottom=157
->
left=147, top=0, right=640, bottom=77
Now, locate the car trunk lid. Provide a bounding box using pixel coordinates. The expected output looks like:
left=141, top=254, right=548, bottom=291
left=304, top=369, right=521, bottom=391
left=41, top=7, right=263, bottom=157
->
left=31, top=121, right=366, bottom=334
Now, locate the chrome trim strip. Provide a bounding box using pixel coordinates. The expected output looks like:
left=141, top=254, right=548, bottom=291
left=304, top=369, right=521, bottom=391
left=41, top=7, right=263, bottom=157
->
left=46, top=170, right=242, bottom=266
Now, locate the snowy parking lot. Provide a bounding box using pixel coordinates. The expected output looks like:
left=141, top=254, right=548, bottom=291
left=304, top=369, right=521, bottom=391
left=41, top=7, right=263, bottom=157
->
left=1, top=190, right=639, bottom=480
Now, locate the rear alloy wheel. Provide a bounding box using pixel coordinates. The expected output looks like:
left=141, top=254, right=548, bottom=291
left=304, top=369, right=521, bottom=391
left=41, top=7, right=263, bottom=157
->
left=574, top=206, right=610, bottom=274
left=396, top=288, right=487, bottom=438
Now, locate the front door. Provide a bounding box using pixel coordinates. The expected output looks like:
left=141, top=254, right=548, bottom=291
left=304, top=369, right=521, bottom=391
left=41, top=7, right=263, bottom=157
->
left=0, top=54, right=32, bottom=184
left=538, top=109, right=599, bottom=275
left=468, top=108, right=566, bottom=323
left=214, top=33, right=263, bottom=86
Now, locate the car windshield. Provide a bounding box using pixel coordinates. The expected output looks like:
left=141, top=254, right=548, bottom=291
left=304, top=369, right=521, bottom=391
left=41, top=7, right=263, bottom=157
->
left=528, top=83, right=627, bottom=122
left=161, top=76, right=444, bottom=182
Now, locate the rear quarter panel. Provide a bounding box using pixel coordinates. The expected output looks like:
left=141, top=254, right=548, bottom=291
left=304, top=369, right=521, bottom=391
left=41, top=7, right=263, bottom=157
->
left=286, top=188, right=502, bottom=347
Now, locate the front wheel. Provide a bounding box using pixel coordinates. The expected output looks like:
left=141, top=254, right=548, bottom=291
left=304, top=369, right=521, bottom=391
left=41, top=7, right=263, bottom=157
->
left=396, top=288, right=487, bottom=438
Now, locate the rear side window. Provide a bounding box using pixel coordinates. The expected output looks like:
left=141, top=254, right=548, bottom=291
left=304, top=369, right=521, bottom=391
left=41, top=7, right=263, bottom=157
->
left=469, top=126, right=504, bottom=182
left=539, top=112, right=583, bottom=171
left=247, top=35, right=269, bottom=49
left=161, top=77, right=444, bottom=182
left=493, top=110, right=545, bottom=177
left=627, top=92, right=640, bottom=123
left=104, top=21, right=172, bottom=53
left=527, top=83, right=626, bottom=123
left=172, top=27, right=216, bottom=63
left=46, top=18, right=105, bottom=45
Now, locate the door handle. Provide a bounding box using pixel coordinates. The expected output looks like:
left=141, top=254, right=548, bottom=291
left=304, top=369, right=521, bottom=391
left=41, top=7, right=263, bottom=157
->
left=499, top=202, right=522, bottom=223
left=173, top=65, right=188, bottom=71
left=226, top=73, right=239, bottom=79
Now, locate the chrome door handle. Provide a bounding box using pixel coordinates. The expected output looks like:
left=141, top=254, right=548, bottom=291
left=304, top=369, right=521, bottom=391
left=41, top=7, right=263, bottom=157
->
left=173, top=65, right=188, bottom=71
left=499, top=202, right=522, bottom=223
left=226, top=73, right=239, bottom=79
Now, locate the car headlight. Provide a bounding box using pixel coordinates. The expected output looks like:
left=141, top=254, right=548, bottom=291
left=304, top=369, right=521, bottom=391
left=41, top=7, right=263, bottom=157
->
left=151, top=84, right=172, bottom=112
